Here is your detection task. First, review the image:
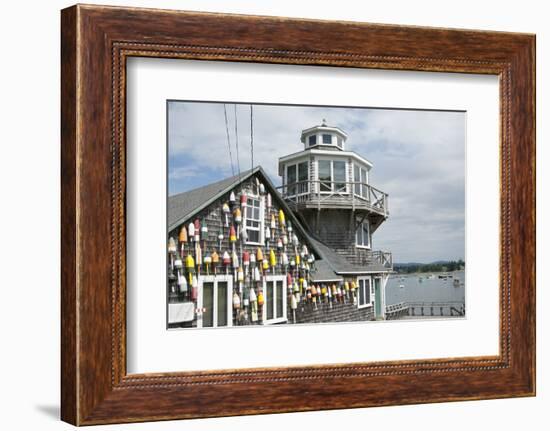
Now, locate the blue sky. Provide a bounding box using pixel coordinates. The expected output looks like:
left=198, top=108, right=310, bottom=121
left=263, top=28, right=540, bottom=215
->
left=168, top=101, right=465, bottom=263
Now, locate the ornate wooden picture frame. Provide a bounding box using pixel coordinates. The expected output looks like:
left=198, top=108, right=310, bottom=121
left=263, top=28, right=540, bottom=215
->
left=61, top=4, right=535, bottom=425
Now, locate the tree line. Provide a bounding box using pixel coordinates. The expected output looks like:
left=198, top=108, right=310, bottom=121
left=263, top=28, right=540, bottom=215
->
left=394, top=259, right=465, bottom=274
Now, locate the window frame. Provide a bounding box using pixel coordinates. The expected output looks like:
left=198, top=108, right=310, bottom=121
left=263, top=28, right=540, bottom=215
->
left=244, top=192, right=264, bottom=245
left=286, top=161, right=309, bottom=197
left=308, top=134, right=317, bottom=147
left=197, top=275, right=233, bottom=328
left=353, top=162, right=369, bottom=199
left=317, top=158, right=348, bottom=194
left=357, top=276, right=372, bottom=309
left=262, top=275, right=287, bottom=324
left=355, top=218, right=371, bottom=249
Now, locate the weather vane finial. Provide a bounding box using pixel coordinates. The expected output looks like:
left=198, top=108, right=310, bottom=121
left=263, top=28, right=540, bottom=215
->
left=322, top=118, right=327, bottom=126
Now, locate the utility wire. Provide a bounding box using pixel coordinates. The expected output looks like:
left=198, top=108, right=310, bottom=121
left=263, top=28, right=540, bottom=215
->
left=250, top=105, right=254, bottom=170
left=223, top=104, right=235, bottom=177
left=234, top=104, right=241, bottom=181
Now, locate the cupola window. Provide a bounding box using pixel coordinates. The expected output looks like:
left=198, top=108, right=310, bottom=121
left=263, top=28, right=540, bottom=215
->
left=308, top=135, right=317, bottom=147
left=322, top=134, right=332, bottom=144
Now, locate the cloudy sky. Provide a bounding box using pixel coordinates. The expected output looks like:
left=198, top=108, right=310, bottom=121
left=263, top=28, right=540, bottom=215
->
left=168, top=101, right=465, bottom=264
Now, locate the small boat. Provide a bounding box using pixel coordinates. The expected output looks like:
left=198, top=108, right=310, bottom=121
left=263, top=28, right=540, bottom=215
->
left=453, top=278, right=460, bottom=287
left=399, top=284, right=404, bottom=289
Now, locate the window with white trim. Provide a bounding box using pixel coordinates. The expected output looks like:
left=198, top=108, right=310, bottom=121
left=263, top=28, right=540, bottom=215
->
left=318, top=159, right=347, bottom=193
left=245, top=196, right=263, bottom=244
left=353, top=164, right=369, bottom=198
left=308, top=135, right=317, bottom=147
left=197, top=275, right=233, bottom=328
left=263, top=275, right=287, bottom=324
left=357, top=277, right=372, bottom=308
left=355, top=218, right=371, bottom=248
left=286, top=161, right=309, bottom=196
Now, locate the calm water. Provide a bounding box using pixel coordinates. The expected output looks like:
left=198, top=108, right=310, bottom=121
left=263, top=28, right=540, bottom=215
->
left=386, top=270, right=465, bottom=309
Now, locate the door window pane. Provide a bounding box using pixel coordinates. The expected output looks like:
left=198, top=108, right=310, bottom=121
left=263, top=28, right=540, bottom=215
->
left=333, top=161, right=346, bottom=191
left=266, top=282, right=274, bottom=320
left=298, top=162, right=308, bottom=194
left=276, top=281, right=283, bottom=318
left=318, top=160, right=331, bottom=192
left=287, top=164, right=297, bottom=195
left=217, top=282, right=228, bottom=327
left=202, top=282, right=214, bottom=327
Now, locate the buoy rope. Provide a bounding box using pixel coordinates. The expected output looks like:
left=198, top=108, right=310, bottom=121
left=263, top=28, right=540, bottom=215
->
left=223, top=104, right=235, bottom=176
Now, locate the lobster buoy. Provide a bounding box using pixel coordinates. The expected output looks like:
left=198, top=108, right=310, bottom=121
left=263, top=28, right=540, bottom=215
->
left=185, top=254, right=195, bottom=271
left=290, top=294, right=298, bottom=310
left=188, top=222, right=195, bottom=240
left=293, top=281, right=299, bottom=293
left=243, top=251, right=250, bottom=267
left=266, top=193, right=272, bottom=208
left=177, top=272, right=188, bottom=292
left=222, top=251, right=231, bottom=266
left=344, top=281, right=350, bottom=292
left=295, top=253, right=301, bottom=265
left=278, top=209, right=286, bottom=227
left=290, top=258, right=296, bottom=268
left=270, top=214, right=276, bottom=230
left=178, top=226, right=187, bottom=245
left=229, top=225, right=237, bottom=243
left=264, top=226, right=271, bottom=241
left=282, top=234, right=288, bottom=245
left=191, top=275, right=198, bottom=301
left=282, top=252, right=289, bottom=266
left=240, top=192, right=247, bottom=207
left=249, top=287, right=257, bottom=302
left=233, top=291, right=241, bottom=309
left=351, top=281, right=357, bottom=291
left=233, top=207, right=242, bottom=224
left=292, top=234, right=299, bottom=247
left=237, top=267, right=244, bottom=282
left=262, top=258, right=269, bottom=271
left=232, top=250, right=239, bottom=269
left=311, top=285, right=317, bottom=296
left=195, top=242, right=202, bottom=266
left=277, top=238, right=283, bottom=249
left=168, top=237, right=177, bottom=253
left=201, top=220, right=208, bottom=238
left=174, top=256, right=183, bottom=270
left=253, top=266, right=261, bottom=282
left=194, top=219, right=200, bottom=240
left=287, top=273, right=293, bottom=286
left=222, top=202, right=230, bottom=226
left=250, top=252, right=256, bottom=266
left=259, top=183, right=265, bottom=194
left=269, top=249, right=277, bottom=267
left=211, top=251, right=219, bottom=273
left=218, top=233, right=224, bottom=249
left=257, top=290, right=265, bottom=306
left=229, top=191, right=236, bottom=204
left=204, top=254, right=212, bottom=274
left=256, top=247, right=264, bottom=262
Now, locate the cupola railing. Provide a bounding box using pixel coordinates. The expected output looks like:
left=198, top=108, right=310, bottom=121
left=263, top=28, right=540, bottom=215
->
left=277, top=180, right=389, bottom=216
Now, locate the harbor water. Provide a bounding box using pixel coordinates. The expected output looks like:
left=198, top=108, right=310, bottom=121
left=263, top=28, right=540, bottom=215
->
left=385, top=270, right=466, bottom=316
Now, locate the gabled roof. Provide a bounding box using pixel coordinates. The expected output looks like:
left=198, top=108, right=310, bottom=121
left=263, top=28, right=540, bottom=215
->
left=168, top=168, right=257, bottom=230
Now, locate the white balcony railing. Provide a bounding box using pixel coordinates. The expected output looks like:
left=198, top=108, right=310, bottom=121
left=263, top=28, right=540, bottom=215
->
left=278, top=180, right=389, bottom=216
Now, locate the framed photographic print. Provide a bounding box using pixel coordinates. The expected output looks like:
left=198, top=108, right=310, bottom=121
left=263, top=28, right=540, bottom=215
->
left=61, top=4, right=535, bottom=425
